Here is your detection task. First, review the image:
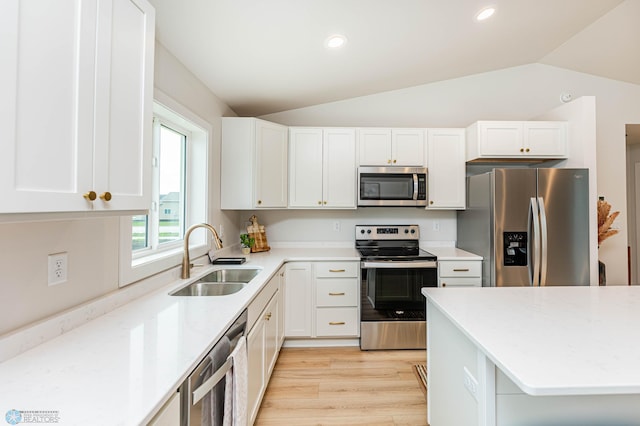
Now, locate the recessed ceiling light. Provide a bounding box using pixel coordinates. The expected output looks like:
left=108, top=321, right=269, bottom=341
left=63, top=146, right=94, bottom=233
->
left=475, top=6, right=496, bottom=21
left=325, top=34, right=347, bottom=49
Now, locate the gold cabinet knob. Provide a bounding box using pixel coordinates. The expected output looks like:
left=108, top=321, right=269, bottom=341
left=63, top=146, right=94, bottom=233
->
left=393, top=159, right=397, bottom=164
left=83, top=191, right=97, bottom=201
left=387, top=159, right=391, bottom=164
left=257, top=200, right=262, bottom=205
left=318, top=201, right=322, bottom=205
left=430, top=200, right=434, bottom=205
left=323, top=201, right=327, bottom=205
left=265, top=312, right=272, bottom=321
left=442, top=283, right=447, bottom=287
left=525, top=148, right=530, bottom=152
left=520, top=148, right=525, bottom=153
left=100, top=191, right=112, bottom=201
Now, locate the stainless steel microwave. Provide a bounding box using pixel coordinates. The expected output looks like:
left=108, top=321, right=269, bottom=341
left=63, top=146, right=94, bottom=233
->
left=358, top=167, right=427, bottom=206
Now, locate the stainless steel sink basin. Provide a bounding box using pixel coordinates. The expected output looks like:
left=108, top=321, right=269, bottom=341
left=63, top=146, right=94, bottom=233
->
left=170, top=282, right=247, bottom=296
left=169, top=268, right=261, bottom=296
left=198, top=268, right=261, bottom=283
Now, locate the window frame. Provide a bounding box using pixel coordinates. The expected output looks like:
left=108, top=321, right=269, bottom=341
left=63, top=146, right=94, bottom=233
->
left=119, top=89, right=211, bottom=287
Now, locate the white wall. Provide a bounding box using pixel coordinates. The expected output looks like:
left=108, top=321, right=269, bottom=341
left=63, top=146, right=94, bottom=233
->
left=0, top=42, right=236, bottom=336
left=263, top=63, right=640, bottom=285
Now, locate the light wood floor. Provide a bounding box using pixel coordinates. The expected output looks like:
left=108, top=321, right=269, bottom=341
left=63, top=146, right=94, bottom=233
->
left=254, top=346, right=428, bottom=426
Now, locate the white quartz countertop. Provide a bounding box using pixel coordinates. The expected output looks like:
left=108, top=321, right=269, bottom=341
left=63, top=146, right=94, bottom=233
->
left=0, top=247, right=359, bottom=426
left=424, top=246, right=482, bottom=260
left=423, top=286, right=640, bottom=396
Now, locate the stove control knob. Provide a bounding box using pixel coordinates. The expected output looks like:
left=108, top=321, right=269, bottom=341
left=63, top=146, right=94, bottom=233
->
left=360, top=229, right=365, bottom=234
left=410, top=229, right=416, bottom=234
left=404, top=229, right=409, bottom=234
left=367, top=229, right=371, bottom=234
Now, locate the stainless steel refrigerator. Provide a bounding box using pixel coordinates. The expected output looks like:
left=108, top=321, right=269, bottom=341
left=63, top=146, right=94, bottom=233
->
left=457, top=168, right=590, bottom=286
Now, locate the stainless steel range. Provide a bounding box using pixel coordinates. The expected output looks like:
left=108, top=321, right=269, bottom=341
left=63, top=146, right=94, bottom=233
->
left=357, top=224, right=437, bottom=350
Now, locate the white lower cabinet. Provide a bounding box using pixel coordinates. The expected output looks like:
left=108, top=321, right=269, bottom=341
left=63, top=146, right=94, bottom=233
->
left=438, top=260, right=482, bottom=287
left=247, top=273, right=283, bottom=425
left=148, top=391, right=180, bottom=426
left=284, top=261, right=360, bottom=339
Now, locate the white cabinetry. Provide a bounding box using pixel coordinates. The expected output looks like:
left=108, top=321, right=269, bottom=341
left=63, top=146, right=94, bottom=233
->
left=284, top=261, right=360, bottom=339
left=0, top=0, right=154, bottom=214
left=314, top=262, right=360, bottom=337
left=426, top=129, right=466, bottom=209
left=358, top=128, right=425, bottom=166
left=466, top=121, right=568, bottom=161
left=147, top=392, right=180, bottom=426
left=289, top=127, right=356, bottom=209
left=438, top=260, right=482, bottom=287
left=247, top=271, right=283, bottom=425
left=284, top=262, right=313, bottom=337
left=221, top=118, right=288, bottom=209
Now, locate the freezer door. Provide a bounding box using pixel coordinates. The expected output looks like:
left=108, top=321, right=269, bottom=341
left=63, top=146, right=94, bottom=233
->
left=494, top=168, right=537, bottom=286
left=537, top=168, right=590, bottom=285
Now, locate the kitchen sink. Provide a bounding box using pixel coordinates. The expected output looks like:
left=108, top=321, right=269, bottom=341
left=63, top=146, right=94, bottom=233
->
left=169, top=268, right=262, bottom=296
left=197, top=268, right=261, bottom=283
left=170, top=282, right=247, bottom=297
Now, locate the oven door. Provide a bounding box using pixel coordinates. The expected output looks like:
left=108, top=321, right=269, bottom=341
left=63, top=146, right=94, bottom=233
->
left=362, top=260, right=437, bottom=310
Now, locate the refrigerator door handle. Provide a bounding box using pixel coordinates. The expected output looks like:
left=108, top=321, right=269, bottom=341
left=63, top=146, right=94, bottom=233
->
left=528, top=197, right=541, bottom=286
left=538, top=197, right=549, bottom=286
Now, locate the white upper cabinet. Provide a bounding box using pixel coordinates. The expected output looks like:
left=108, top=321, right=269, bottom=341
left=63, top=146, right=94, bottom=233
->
left=0, top=0, right=154, bottom=214
left=289, top=127, right=356, bottom=209
left=426, top=129, right=466, bottom=209
left=221, top=117, right=288, bottom=209
left=358, top=128, right=424, bottom=166
left=466, top=121, right=568, bottom=161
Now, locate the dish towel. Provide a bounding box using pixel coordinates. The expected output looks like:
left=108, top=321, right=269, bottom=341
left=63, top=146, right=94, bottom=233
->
left=223, top=336, right=248, bottom=426
left=202, top=336, right=231, bottom=426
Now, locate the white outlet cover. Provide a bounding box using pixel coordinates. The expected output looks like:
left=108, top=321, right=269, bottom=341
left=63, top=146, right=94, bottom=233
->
left=48, top=252, right=68, bottom=286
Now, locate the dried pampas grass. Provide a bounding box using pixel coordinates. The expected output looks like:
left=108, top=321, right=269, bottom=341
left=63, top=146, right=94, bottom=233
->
left=598, top=199, right=619, bottom=245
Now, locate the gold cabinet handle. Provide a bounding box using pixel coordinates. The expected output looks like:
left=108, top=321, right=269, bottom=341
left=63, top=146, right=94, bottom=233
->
left=100, top=191, right=112, bottom=201
left=265, top=312, right=272, bottom=321
left=453, top=268, right=470, bottom=272
left=329, top=321, right=345, bottom=326
left=329, top=292, right=345, bottom=296
left=83, top=191, right=97, bottom=201
left=329, top=269, right=346, bottom=273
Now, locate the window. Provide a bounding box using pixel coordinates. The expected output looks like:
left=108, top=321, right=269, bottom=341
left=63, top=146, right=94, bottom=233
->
left=119, top=91, right=210, bottom=287
left=132, top=121, right=187, bottom=254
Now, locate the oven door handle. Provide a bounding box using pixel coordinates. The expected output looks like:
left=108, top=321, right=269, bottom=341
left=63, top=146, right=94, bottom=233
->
left=361, top=261, right=437, bottom=269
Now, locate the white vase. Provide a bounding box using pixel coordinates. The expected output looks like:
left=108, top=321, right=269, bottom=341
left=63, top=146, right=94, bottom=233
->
left=241, top=247, right=251, bottom=255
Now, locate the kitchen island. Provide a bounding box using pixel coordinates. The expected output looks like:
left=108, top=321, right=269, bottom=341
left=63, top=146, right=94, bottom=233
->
left=423, top=286, right=640, bottom=426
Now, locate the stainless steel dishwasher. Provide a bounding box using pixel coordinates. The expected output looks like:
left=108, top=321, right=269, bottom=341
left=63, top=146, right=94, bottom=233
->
left=179, top=309, right=247, bottom=426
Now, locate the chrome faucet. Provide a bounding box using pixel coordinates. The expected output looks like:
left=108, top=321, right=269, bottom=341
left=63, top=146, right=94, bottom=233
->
left=182, top=223, right=223, bottom=279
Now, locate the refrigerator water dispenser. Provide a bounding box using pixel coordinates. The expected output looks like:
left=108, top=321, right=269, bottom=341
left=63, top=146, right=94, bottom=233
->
left=503, top=232, right=527, bottom=266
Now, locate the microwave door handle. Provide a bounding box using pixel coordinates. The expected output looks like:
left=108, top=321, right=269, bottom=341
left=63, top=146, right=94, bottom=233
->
left=413, top=174, right=418, bottom=200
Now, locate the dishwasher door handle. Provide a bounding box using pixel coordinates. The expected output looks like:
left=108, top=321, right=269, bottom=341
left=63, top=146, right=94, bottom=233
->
left=192, top=358, right=232, bottom=405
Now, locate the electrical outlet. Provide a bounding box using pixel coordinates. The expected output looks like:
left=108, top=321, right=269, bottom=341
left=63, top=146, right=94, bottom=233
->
left=463, top=367, right=479, bottom=401
left=433, top=221, right=440, bottom=231
left=48, top=252, right=68, bottom=286
left=333, top=221, right=341, bottom=232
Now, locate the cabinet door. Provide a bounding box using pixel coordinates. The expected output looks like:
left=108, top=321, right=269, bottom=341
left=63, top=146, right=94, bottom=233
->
left=284, top=263, right=312, bottom=337
left=358, top=128, right=392, bottom=165
left=426, top=129, right=465, bottom=209
left=323, top=128, right=357, bottom=208
left=289, top=128, right=323, bottom=207
left=255, top=120, right=288, bottom=208
left=523, top=122, right=567, bottom=157
left=247, top=318, right=265, bottom=424
left=392, top=128, right=425, bottom=166
left=264, top=295, right=279, bottom=377
left=93, top=0, right=154, bottom=211
left=0, top=0, right=96, bottom=213
left=478, top=121, right=523, bottom=156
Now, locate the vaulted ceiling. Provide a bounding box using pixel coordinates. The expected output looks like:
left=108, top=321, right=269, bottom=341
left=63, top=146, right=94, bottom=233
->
left=148, top=0, right=638, bottom=117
